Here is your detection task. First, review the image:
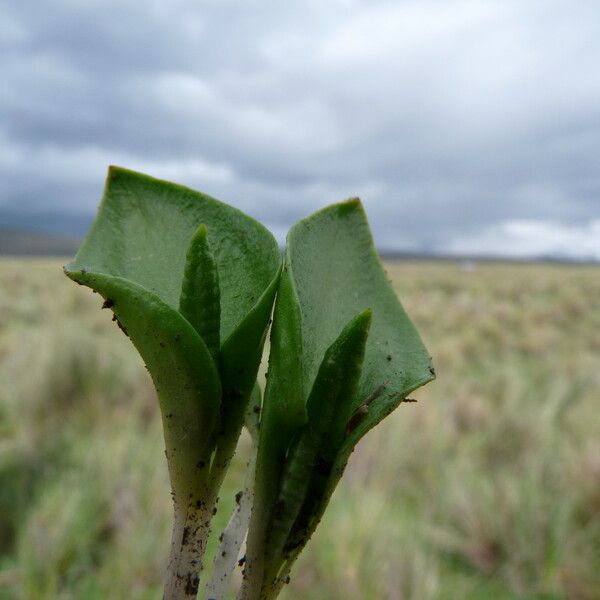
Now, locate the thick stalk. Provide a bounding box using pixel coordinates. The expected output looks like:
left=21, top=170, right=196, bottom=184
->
left=163, top=489, right=217, bottom=600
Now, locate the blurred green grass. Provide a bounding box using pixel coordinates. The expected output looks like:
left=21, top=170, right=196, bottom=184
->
left=0, top=258, right=598, bottom=600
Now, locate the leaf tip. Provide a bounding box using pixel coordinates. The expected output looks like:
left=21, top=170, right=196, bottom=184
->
left=337, top=197, right=363, bottom=215
left=106, top=164, right=124, bottom=181
left=193, top=223, right=208, bottom=240
left=354, top=307, right=373, bottom=330
left=335, top=308, right=373, bottom=354
left=62, top=264, right=83, bottom=284
left=359, top=306, right=373, bottom=318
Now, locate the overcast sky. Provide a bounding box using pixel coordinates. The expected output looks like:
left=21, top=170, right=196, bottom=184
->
left=1, top=0, right=599, bottom=259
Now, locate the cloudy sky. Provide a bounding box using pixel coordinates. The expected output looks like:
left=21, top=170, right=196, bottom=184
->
left=1, top=0, right=599, bottom=259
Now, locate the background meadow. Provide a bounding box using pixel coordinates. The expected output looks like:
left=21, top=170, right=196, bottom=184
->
left=0, top=258, right=598, bottom=599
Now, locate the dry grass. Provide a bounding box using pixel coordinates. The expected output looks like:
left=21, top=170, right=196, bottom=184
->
left=0, top=258, right=598, bottom=599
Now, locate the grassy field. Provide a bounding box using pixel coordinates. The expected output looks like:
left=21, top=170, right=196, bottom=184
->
left=0, top=258, right=598, bottom=599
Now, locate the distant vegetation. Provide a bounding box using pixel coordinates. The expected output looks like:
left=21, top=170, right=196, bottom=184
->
left=0, top=230, right=80, bottom=257
left=0, top=259, right=598, bottom=599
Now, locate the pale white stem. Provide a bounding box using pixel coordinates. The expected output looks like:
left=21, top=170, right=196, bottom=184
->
left=205, top=407, right=259, bottom=600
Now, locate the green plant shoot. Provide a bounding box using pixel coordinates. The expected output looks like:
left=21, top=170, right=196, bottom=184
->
left=65, top=167, right=281, bottom=599
left=241, top=200, right=434, bottom=599
left=65, top=168, right=434, bottom=600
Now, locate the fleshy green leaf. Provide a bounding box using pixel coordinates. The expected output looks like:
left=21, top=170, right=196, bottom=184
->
left=62, top=271, right=221, bottom=501
left=262, top=310, right=372, bottom=588
left=282, top=202, right=434, bottom=558
left=207, top=269, right=281, bottom=490
left=220, top=269, right=280, bottom=409
left=286, top=198, right=434, bottom=446
left=64, top=166, right=281, bottom=504
left=245, top=199, right=434, bottom=597
left=67, top=166, right=281, bottom=346
left=179, top=224, right=221, bottom=361
left=241, top=265, right=306, bottom=597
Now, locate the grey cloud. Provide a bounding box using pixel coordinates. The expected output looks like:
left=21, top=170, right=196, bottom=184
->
left=1, top=0, right=599, bottom=259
